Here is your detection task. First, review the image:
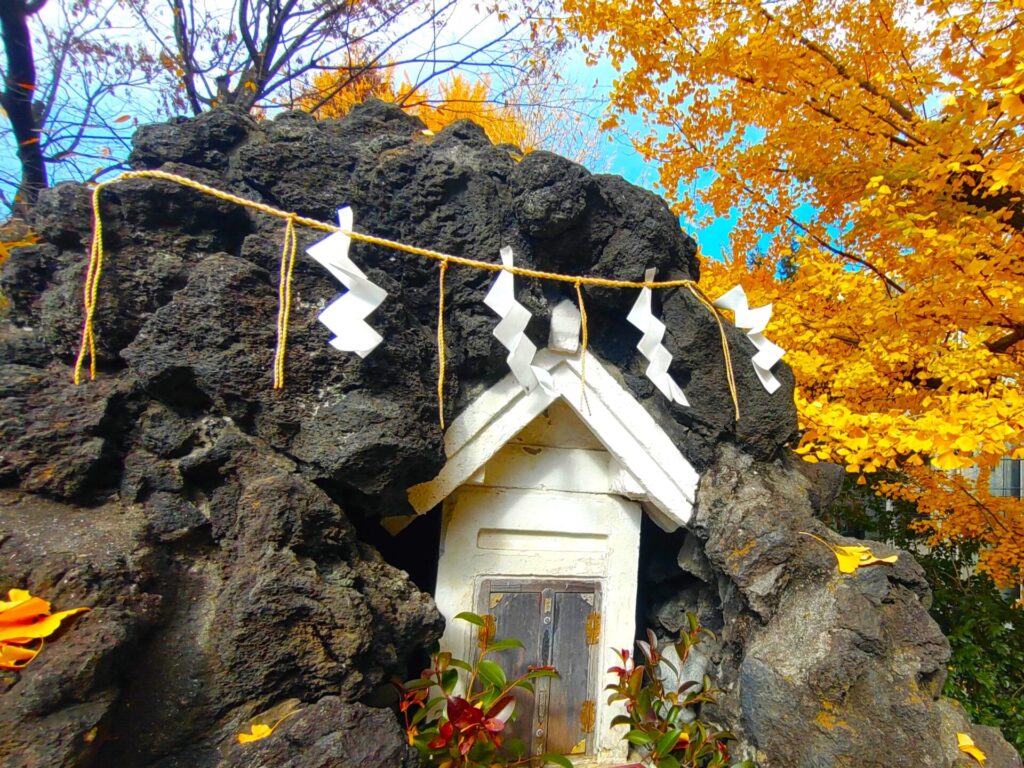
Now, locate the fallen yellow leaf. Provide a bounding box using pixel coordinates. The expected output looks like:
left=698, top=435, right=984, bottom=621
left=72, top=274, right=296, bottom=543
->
left=0, top=641, right=41, bottom=670
left=800, top=532, right=899, bottom=574
left=0, top=589, right=34, bottom=611
left=0, top=607, right=91, bottom=644
left=957, top=732, right=986, bottom=764
left=237, top=707, right=301, bottom=744
left=237, top=723, right=273, bottom=744
left=832, top=545, right=899, bottom=574
left=0, top=588, right=89, bottom=670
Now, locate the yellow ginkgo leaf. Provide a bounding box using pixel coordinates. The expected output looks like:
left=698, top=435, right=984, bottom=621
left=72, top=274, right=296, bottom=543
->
left=237, top=708, right=301, bottom=744
left=957, top=732, right=986, bottom=764
left=0, top=596, right=52, bottom=626
left=833, top=545, right=899, bottom=574
left=0, top=589, right=37, bottom=612
left=800, top=532, right=898, bottom=574
left=0, top=641, right=41, bottom=670
left=237, top=723, right=274, bottom=744
left=0, top=607, right=90, bottom=644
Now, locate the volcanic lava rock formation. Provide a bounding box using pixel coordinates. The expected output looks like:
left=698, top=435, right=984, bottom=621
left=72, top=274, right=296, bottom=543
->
left=0, top=100, right=1019, bottom=768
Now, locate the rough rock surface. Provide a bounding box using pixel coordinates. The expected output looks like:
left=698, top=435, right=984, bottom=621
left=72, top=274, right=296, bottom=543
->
left=0, top=100, right=1018, bottom=767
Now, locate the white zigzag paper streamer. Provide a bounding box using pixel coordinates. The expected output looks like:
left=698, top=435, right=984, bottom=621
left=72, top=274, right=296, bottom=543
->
left=306, top=207, right=388, bottom=358
left=713, top=285, right=785, bottom=394
left=626, top=268, right=689, bottom=406
left=483, top=247, right=555, bottom=394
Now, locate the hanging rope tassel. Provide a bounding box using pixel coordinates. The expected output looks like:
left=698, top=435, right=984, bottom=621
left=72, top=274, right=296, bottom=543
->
left=73, top=184, right=108, bottom=385
left=437, top=259, right=450, bottom=430
left=684, top=284, right=740, bottom=422
left=273, top=215, right=299, bottom=389
left=574, top=280, right=591, bottom=411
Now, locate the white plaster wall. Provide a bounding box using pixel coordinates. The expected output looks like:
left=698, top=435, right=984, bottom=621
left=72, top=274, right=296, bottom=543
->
left=434, top=468, right=638, bottom=765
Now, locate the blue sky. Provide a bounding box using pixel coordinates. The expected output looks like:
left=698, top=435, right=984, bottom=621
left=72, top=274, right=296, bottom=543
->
left=0, top=5, right=740, bottom=260
left=558, top=52, right=740, bottom=261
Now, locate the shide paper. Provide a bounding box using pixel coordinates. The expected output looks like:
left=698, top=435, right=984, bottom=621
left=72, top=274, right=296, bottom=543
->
left=626, top=268, right=690, bottom=406
left=306, top=207, right=387, bottom=358
left=483, top=247, right=555, bottom=394
left=713, top=285, right=786, bottom=394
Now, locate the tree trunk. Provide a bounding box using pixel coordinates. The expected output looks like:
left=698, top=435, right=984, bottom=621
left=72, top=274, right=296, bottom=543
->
left=0, top=0, right=47, bottom=213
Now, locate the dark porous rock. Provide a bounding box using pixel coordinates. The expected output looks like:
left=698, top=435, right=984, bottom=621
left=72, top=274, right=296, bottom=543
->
left=144, top=491, right=207, bottom=538
left=0, top=373, right=141, bottom=501
left=0, top=326, right=52, bottom=367
left=690, top=445, right=1022, bottom=768
left=791, top=456, right=847, bottom=515
left=218, top=696, right=417, bottom=768
left=1, top=243, right=62, bottom=325
left=1, top=99, right=1018, bottom=768
left=0, top=492, right=159, bottom=768
left=511, top=150, right=591, bottom=238
left=130, top=107, right=255, bottom=171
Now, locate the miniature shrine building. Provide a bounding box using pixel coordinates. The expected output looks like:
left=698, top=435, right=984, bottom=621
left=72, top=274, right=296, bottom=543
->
left=386, top=307, right=700, bottom=764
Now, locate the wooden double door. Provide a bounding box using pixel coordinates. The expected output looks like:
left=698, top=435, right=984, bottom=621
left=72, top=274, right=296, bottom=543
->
left=480, top=578, right=602, bottom=758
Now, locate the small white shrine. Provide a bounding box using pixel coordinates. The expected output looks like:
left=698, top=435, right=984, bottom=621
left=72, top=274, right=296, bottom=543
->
left=388, top=303, right=701, bottom=765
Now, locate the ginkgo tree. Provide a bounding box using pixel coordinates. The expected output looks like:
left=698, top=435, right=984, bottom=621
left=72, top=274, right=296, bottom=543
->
left=298, top=69, right=530, bottom=149
left=563, top=0, right=1024, bottom=585
left=295, top=56, right=606, bottom=164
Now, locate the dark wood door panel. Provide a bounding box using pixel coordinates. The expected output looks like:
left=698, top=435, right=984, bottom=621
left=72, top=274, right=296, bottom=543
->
left=488, top=586, right=542, bottom=749
left=479, top=578, right=600, bottom=758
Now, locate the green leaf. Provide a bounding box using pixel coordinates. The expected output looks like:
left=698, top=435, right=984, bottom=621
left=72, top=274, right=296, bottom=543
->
left=540, top=754, right=574, bottom=768
left=516, top=680, right=535, bottom=693
left=453, top=611, right=484, bottom=626
left=403, top=677, right=432, bottom=690
left=610, top=714, right=633, bottom=727
left=625, top=729, right=654, bottom=746
left=627, top=666, right=644, bottom=697
left=654, top=728, right=683, bottom=757
left=657, top=756, right=681, bottom=768
left=450, top=658, right=473, bottom=672
left=504, top=738, right=526, bottom=759
left=524, top=667, right=559, bottom=680
left=687, top=612, right=699, bottom=633
left=477, top=659, right=507, bottom=689
left=636, top=687, right=653, bottom=720
left=440, top=668, right=459, bottom=695
left=486, top=638, right=525, bottom=653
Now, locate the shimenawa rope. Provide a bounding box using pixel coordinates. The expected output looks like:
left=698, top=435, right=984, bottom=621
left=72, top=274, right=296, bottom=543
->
left=73, top=170, right=742, bottom=422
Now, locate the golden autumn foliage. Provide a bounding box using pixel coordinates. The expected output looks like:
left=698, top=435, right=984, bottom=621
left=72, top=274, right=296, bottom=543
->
left=564, top=0, right=1024, bottom=584
left=297, top=69, right=530, bottom=150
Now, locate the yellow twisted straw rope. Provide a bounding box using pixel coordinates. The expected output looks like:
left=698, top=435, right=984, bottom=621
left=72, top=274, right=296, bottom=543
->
left=437, top=259, right=449, bottom=429
left=73, top=170, right=742, bottom=422
left=574, top=281, right=591, bottom=412
left=273, top=215, right=299, bottom=389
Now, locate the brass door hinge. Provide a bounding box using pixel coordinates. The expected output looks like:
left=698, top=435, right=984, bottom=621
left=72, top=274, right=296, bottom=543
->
left=580, top=699, right=596, bottom=734
left=585, top=612, right=601, bottom=645
left=478, top=613, right=496, bottom=650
